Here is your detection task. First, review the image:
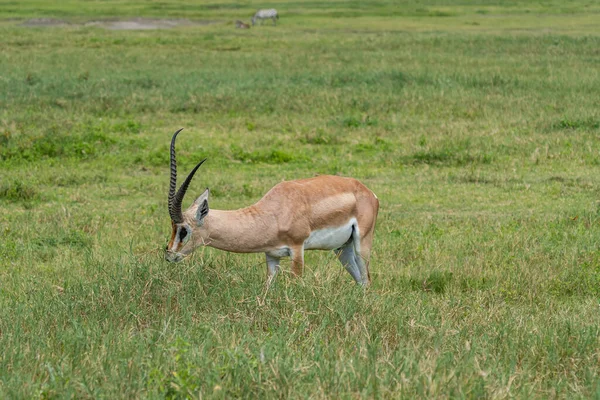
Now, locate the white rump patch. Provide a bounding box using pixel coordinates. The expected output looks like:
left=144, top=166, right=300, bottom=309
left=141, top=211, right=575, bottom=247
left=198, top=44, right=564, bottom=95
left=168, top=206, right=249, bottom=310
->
left=304, top=218, right=357, bottom=251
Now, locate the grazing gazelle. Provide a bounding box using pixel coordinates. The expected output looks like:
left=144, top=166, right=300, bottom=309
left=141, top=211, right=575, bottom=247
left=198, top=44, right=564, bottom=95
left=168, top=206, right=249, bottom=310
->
left=235, top=20, right=250, bottom=29
left=165, top=129, right=379, bottom=285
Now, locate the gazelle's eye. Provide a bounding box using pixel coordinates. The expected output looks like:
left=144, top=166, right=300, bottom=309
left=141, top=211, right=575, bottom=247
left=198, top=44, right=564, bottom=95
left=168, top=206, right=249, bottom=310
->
left=179, top=228, right=188, bottom=242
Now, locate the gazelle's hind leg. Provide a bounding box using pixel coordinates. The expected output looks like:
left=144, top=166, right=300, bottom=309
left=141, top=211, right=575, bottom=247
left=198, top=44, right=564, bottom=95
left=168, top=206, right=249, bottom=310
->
left=334, top=227, right=369, bottom=285
left=334, top=242, right=362, bottom=284
left=354, top=193, right=378, bottom=285
left=358, top=229, right=374, bottom=284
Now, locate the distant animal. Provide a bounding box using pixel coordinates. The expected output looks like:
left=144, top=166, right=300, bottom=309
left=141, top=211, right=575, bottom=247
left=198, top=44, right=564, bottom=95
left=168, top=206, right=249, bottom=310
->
left=164, top=129, right=379, bottom=285
left=252, top=9, right=279, bottom=26
left=235, top=20, right=250, bottom=29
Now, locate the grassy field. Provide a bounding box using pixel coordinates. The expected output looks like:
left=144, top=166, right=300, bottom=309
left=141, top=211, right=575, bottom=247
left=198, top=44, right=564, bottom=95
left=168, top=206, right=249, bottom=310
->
left=1, top=0, right=600, bottom=398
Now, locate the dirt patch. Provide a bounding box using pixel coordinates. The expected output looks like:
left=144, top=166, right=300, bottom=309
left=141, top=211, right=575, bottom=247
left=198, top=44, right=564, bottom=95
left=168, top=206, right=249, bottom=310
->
left=85, top=18, right=215, bottom=30
left=20, top=18, right=70, bottom=27
left=19, top=17, right=216, bottom=30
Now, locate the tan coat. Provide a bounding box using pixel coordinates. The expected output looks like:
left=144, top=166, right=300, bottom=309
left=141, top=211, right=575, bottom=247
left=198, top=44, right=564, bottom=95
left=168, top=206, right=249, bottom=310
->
left=167, top=175, right=379, bottom=285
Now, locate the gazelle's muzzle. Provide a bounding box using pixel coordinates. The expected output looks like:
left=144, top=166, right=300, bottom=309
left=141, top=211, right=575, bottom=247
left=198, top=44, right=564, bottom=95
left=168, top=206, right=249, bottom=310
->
left=164, top=250, right=185, bottom=263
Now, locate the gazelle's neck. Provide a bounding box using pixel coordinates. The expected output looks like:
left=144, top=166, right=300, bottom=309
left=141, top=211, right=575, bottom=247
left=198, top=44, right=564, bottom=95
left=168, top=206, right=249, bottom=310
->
left=200, top=206, right=276, bottom=253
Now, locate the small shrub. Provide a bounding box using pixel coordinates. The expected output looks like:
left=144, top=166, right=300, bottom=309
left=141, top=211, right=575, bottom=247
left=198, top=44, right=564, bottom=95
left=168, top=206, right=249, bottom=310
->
left=406, top=140, right=494, bottom=167
left=343, top=116, right=361, bottom=128
left=78, top=71, right=90, bottom=81
left=25, top=72, right=39, bottom=85
left=0, top=180, right=38, bottom=202
left=552, top=117, right=599, bottom=131
left=340, top=115, right=378, bottom=128
left=300, top=130, right=341, bottom=145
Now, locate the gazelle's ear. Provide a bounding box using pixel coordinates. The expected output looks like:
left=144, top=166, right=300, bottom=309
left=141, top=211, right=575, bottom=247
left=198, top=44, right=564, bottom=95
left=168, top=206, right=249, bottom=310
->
left=194, top=188, right=210, bottom=226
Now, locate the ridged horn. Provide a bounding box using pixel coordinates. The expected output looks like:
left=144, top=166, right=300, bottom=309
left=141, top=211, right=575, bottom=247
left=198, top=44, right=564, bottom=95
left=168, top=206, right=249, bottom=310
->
left=172, top=158, right=207, bottom=223
left=168, top=128, right=206, bottom=224
left=168, top=129, right=184, bottom=223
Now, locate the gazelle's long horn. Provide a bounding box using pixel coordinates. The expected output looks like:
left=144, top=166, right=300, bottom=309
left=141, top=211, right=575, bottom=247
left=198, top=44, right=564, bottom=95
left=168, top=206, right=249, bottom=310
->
left=172, top=158, right=207, bottom=221
left=168, top=128, right=184, bottom=223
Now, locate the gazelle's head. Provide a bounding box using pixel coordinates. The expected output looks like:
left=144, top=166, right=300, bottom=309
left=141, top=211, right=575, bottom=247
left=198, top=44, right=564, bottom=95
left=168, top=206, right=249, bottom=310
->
left=165, top=129, right=211, bottom=263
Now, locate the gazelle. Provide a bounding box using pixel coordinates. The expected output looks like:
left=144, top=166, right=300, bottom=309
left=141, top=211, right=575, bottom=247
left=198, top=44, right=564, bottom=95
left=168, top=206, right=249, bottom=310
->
left=235, top=20, right=250, bottom=29
left=165, top=129, right=379, bottom=285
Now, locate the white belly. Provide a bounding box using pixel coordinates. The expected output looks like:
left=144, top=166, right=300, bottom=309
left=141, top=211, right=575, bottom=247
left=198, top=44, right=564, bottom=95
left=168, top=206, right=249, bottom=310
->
left=304, top=218, right=356, bottom=250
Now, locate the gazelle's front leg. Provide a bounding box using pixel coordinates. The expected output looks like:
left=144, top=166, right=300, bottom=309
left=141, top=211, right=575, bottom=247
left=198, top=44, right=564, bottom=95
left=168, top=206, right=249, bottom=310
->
left=266, top=254, right=280, bottom=280
left=290, top=245, right=305, bottom=277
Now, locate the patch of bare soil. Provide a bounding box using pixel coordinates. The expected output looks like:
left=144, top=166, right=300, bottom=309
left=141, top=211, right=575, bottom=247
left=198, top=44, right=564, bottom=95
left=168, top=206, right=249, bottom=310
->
left=19, top=18, right=216, bottom=30
left=20, top=18, right=70, bottom=27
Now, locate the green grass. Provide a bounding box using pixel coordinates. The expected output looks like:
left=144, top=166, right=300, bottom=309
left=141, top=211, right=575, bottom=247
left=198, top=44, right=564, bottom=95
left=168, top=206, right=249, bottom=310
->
left=1, top=0, right=600, bottom=398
